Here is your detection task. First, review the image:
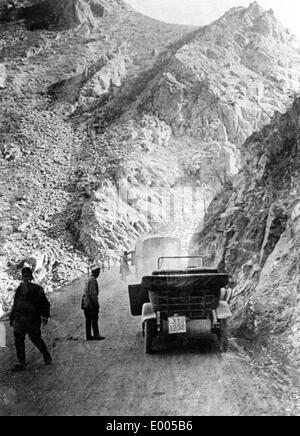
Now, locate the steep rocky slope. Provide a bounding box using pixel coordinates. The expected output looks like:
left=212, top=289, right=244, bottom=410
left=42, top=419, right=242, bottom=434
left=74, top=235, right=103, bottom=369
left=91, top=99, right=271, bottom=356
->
left=0, top=0, right=194, bottom=308
left=76, top=1, right=300, bottom=258
left=190, top=98, right=300, bottom=383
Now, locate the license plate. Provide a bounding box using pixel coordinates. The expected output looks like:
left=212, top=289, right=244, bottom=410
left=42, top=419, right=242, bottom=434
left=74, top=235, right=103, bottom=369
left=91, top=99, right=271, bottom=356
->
left=168, top=316, right=187, bottom=334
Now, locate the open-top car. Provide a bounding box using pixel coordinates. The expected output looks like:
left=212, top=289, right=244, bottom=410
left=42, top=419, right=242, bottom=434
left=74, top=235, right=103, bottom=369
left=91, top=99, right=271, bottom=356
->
left=128, top=256, right=233, bottom=354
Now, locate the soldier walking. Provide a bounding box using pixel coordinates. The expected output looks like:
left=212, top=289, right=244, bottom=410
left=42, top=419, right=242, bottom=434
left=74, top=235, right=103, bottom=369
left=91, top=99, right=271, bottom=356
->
left=9, top=267, right=52, bottom=371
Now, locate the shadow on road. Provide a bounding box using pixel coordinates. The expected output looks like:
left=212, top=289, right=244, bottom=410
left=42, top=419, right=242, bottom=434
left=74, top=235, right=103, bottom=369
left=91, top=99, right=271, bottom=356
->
left=150, top=333, right=220, bottom=356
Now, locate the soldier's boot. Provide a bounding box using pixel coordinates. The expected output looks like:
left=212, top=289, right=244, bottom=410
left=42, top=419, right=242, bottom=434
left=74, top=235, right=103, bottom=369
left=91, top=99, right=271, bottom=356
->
left=91, top=319, right=105, bottom=340
left=85, top=316, right=93, bottom=340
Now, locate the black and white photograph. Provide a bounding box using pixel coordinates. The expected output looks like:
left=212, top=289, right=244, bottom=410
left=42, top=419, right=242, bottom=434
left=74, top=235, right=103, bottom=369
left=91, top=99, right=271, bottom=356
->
left=0, top=0, right=299, bottom=419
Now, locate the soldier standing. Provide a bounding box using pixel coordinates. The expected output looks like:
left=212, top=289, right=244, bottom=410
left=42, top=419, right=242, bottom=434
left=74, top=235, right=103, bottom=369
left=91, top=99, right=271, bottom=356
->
left=9, top=267, right=52, bottom=371
left=81, top=264, right=105, bottom=341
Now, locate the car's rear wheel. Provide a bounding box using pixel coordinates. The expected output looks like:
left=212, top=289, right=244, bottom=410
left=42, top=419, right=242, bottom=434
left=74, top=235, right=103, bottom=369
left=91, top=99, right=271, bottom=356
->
left=217, top=319, right=228, bottom=353
left=145, top=320, right=154, bottom=354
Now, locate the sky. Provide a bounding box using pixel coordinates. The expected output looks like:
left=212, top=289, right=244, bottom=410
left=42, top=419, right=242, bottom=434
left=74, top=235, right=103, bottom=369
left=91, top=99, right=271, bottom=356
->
left=124, top=0, right=300, bottom=38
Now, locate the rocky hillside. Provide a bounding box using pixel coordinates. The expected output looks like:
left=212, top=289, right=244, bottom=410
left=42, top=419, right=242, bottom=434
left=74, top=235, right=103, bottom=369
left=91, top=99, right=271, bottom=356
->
left=76, top=1, right=300, bottom=258
left=0, top=0, right=194, bottom=309
left=190, top=98, right=300, bottom=384
left=1, top=0, right=300, bottom=317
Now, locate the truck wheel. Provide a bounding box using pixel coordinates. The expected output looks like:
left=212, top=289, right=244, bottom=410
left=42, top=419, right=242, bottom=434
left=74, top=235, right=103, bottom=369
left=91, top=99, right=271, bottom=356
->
left=145, top=320, right=154, bottom=354
left=217, top=319, right=228, bottom=353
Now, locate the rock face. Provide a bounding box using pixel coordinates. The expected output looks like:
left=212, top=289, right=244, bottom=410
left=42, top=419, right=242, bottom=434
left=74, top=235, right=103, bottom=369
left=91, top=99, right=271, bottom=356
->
left=139, top=3, right=300, bottom=147
left=190, top=98, right=300, bottom=369
left=87, top=0, right=109, bottom=17
left=0, top=0, right=194, bottom=307
left=77, top=2, right=300, bottom=258
left=1, top=0, right=97, bottom=30
left=48, top=52, right=127, bottom=107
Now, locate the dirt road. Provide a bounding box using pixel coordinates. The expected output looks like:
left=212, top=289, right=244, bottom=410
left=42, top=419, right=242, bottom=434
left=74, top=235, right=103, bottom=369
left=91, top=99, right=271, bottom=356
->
left=0, top=268, right=287, bottom=416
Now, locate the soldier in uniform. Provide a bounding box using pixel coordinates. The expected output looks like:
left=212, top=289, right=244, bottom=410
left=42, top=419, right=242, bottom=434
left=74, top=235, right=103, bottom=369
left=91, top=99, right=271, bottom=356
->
left=81, top=264, right=105, bottom=341
left=9, top=267, right=52, bottom=371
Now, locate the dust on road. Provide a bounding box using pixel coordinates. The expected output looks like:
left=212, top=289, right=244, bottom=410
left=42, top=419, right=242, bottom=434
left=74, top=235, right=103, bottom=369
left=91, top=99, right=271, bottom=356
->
left=0, top=268, right=286, bottom=416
